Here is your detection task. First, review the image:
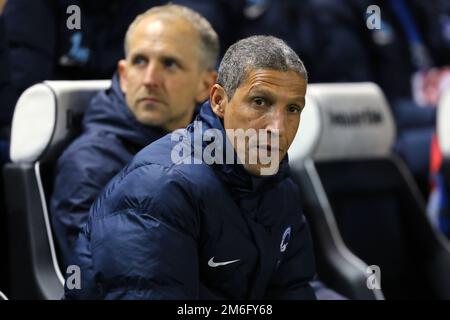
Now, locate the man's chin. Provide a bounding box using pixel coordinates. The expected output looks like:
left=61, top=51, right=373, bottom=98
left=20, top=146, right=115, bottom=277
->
left=135, top=112, right=166, bottom=127
left=243, top=163, right=280, bottom=177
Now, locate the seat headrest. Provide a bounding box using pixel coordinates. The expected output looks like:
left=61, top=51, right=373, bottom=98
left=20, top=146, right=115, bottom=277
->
left=10, top=80, right=111, bottom=164
left=289, top=82, right=396, bottom=164
left=438, top=90, right=450, bottom=158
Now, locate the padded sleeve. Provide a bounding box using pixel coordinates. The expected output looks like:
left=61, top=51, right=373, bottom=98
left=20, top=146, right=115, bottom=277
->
left=67, top=165, right=201, bottom=299
left=50, top=133, right=131, bottom=268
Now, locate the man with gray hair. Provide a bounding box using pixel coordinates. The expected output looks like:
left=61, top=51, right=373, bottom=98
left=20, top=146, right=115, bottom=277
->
left=66, top=35, right=316, bottom=300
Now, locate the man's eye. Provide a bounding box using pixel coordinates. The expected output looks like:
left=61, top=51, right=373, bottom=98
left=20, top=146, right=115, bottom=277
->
left=163, top=58, right=178, bottom=69
left=253, top=98, right=267, bottom=107
left=287, top=105, right=302, bottom=113
left=132, top=56, right=147, bottom=66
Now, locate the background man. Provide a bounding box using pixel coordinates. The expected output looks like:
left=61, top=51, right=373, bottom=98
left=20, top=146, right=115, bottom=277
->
left=50, top=4, right=219, bottom=267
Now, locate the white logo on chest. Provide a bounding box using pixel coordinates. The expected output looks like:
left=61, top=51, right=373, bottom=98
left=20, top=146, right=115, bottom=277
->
left=208, top=257, right=240, bottom=267
left=280, top=226, right=291, bottom=253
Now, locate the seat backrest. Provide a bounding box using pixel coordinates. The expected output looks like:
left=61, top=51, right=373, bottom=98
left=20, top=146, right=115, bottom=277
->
left=10, top=80, right=111, bottom=164
left=4, top=80, right=110, bottom=299
left=438, top=90, right=450, bottom=163
left=289, top=83, right=395, bottom=163
left=0, top=290, right=7, bottom=300
left=438, top=89, right=450, bottom=207
left=289, top=82, right=450, bottom=299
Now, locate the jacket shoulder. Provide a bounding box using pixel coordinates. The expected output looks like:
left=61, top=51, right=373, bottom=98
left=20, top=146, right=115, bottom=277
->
left=59, top=130, right=131, bottom=167
left=54, top=130, right=133, bottom=198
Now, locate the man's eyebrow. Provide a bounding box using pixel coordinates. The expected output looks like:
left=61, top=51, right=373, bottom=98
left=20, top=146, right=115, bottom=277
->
left=159, top=54, right=182, bottom=63
left=129, top=51, right=147, bottom=60
left=248, top=86, right=276, bottom=98
left=130, top=51, right=142, bottom=57
left=296, top=96, right=306, bottom=105
left=129, top=50, right=183, bottom=63
left=248, top=86, right=306, bottom=105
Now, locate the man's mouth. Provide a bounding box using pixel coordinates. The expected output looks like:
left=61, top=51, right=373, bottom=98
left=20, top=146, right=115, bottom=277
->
left=138, top=96, right=163, bottom=104
left=255, top=144, right=282, bottom=152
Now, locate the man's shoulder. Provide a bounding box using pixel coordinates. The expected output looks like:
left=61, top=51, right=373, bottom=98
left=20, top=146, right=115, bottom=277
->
left=100, top=135, right=220, bottom=207
left=56, top=130, right=132, bottom=179
left=51, top=131, right=133, bottom=217
left=61, top=130, right=128, bottom=158
left=127, top=133, right=218, bottom=182
left=90, top=138, right=214, bottom=230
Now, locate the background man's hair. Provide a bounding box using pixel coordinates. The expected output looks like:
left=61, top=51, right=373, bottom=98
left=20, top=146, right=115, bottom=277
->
left=124, top=4, right=219, bottom=70
left=217, top=35, right=308, bottom=98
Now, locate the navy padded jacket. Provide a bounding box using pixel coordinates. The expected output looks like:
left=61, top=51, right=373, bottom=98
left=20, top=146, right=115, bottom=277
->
left=65, top=102, right=316, bottom=299
left=51, top=74, right=166, bottom=267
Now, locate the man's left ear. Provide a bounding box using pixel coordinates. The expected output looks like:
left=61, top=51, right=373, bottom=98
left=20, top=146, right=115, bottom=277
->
left=210, top=84, right=228, bottom=118
left=118, top=59, right=128, bottom=94
left=195, top=70, right=218, bottom=103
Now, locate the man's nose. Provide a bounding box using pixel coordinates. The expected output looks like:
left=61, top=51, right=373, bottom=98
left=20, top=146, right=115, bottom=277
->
left=266, top=107, right=286, bottom=138
left=143, top=61, right=162, bottom=88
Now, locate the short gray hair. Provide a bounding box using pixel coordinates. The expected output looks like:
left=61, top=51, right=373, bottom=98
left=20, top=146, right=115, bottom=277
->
left=217, top=35, right=308, bottom=98
left=124, top=4, right=219, bottom=70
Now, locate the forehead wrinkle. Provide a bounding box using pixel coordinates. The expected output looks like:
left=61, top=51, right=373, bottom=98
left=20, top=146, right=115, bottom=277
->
left=128, top=37, right=199, bottom=71
left=246, top=69, right=304, bottom=88
left=131, top=32, right=195, bottom=53
left=247, top=79, right=306, bottom=103
left=129, top=17, right=201, bottom=56
left=136, top=15, right=199, bottom=40
left=235, top=70, right=307, bottom=107
left=130, top=44, right=184, bottom=61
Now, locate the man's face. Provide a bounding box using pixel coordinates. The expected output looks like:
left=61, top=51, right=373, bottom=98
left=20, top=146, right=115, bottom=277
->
left=119, top=17, right=216, bottom=131
left=211, top=69, right=307, bottom=176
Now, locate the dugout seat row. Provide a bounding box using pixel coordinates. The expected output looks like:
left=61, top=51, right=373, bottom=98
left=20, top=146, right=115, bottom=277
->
left=4, top=80, right=450, bottom=299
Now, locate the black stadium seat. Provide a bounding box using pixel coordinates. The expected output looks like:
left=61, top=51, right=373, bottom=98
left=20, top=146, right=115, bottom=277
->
left=437, top=90, right=450, bottom=223
left=289, top=83, right=450, bottom=299
left=3, top=80, right=110, bottom=299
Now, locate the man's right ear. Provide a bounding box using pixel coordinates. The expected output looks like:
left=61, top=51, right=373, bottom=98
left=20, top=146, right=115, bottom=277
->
left=118, top=59, right=127, bottom=94
left=210, top=84, right=227, bottom=118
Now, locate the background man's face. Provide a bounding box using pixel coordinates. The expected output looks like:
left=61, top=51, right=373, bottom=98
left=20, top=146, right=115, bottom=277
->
left=220, top=69, right=307, bottom=176
left=119, top=16, right=214, bottom=131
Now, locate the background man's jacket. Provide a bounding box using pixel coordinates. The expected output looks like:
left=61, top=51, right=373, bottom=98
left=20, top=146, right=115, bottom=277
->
left=51, top=74, right=166, bottom=267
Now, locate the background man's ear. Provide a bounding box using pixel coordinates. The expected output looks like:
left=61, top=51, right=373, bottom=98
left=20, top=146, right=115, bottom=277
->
left=210, top=84, right=227, bottom=118
left=195, top=70, right=218, bottom=103
left=117, top=59, right=127, bottom=94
